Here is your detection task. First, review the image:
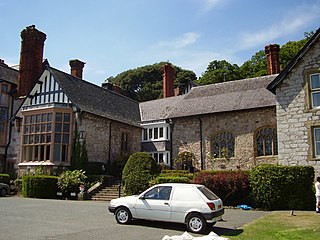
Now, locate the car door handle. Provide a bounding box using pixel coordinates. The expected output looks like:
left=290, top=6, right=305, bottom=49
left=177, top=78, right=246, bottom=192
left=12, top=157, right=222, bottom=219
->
left=164, top=202, right=170, bottom=206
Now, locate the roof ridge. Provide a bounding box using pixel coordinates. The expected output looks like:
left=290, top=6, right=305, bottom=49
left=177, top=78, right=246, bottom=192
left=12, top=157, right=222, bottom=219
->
left=47, top=66, right=139, bottom=104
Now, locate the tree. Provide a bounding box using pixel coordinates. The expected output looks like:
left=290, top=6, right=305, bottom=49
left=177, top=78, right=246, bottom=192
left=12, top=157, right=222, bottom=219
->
left=239, top=50, right=268, bottom=79
left=107, top=62, right=197, bottom=102
left=197, top=60, right=241, bottom=85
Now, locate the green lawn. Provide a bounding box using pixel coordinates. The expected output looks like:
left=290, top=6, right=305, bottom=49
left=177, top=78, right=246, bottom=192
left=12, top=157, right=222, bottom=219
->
left=226, top=211, right=320, bottom=240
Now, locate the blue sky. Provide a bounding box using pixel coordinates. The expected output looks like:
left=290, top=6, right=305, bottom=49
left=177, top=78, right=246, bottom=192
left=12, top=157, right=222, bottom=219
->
left=1, top=0, right=319, bottom=86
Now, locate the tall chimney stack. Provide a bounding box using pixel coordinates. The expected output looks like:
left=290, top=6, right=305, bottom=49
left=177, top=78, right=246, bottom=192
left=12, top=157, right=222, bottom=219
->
left=69, top=59, right=85, bottom=79
left=162, top=63, right=175, bottom=98
left=265, top=44, right=280, bottom=75
left=18, top=25, right=46, bottom=97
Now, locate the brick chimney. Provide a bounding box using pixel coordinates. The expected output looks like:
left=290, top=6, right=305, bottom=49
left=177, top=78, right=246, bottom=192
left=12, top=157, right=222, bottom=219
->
left=162, top=63, right=175, bottom=98
left=265, top=44, right=280, bottom=75
left=18, top=25, right=46, bottom=97
left=69, top=59, right=85, bottom=79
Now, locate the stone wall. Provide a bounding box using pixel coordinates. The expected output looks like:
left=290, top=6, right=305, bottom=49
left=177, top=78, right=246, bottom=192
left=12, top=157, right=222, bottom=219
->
left=172, top=107, right=278, bottom=170
left=275, top=37, right=320, bottom=177
left=79, top=112, right=141, bottom=164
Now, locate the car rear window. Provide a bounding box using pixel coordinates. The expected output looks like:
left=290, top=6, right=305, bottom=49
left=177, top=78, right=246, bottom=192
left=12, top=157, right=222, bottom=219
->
left=197, top=186, right=219, bottom=200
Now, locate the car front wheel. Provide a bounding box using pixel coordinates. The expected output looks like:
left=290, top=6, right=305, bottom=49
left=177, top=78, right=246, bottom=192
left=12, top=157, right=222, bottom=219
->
left=115, top=207, right=132, bottom=224
left=186, top=213, right=207, bottom=233
left=0, top=188, right=7, bottom=197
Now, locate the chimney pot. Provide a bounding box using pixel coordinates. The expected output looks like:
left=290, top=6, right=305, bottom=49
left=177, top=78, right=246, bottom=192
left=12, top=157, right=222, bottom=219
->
left=0, top=59, right=8, bottom=67
left=162, top=63, right=175, bottom=98
left=265, top=44, right=280, bottom=75
left=69, top=59, right=85, bottom=79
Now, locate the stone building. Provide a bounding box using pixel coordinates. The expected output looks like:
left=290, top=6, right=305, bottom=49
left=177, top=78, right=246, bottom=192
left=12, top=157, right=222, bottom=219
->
left=267, top=27, right=320, bottom=176
left=0, top=59, right=19, bottom=175
left=7, top=26, right=141, bottom=176
left=6, top=25, right=320, bottom=176
left=140, top=71, right=278, bottom=170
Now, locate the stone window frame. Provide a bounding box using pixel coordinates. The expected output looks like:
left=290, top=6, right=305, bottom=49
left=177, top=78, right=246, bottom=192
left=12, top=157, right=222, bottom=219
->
left=210, top=131, right=235, bottom=159
left=254, top=126, right=278, bottom=157
left=21, top=107, right=73, bottom=164
left=307, top=121, right=320, bottom=161
left=304, top=69, right=320, bottom=111
left=120, top=131, right=131, bottom=153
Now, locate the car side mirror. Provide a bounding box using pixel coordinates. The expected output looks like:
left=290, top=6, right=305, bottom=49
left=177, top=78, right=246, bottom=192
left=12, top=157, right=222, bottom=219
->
left=139, top=194, right=145, bottom=200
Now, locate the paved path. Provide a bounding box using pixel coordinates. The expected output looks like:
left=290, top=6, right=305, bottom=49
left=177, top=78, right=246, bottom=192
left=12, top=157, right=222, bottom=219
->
left=0, top=197, right=269, bottom=240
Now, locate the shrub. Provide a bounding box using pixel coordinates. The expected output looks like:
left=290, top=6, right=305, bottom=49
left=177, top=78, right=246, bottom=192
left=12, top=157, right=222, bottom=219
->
left=154, top=170, right=193, bottom=184
left=22, top=175, right=58, bottom=199
left=155, top=176, right=190, bottom=184
left=250, top=165, right=315, bottom=210
left=57, top=170, right=87, bottom=195
left=0, top=173, right=10, bottom=184
left=193, top=170, right=251, bottom=206
left=122, top=152, right=158, bottom=195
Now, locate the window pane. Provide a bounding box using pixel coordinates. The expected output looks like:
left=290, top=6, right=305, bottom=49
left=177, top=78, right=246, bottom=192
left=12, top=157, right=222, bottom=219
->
left=63, top=113, right=70, bottom=122
left=159, top=153, right=164, bottom=163
left=149, top=129, right=153, bottom=139
left=35, top=134, right=40, bottom=144
left=316, top=142, right=320, bottom=157
left=63, top=124, right=70, bottom=132
left=47, top=123, right=52, bottom=132
left=46, top=145, right=51, bottom=160
left=63, top=134, right=69, bottom=144
left=159, top=127, right=164, bottom=138
left=315, top=129, right=320, bottom=141
left=312, top=92, right=320, bottom=108
left=311, top=74, right=320, bottom=89
left=55, top=133, right=61, bottom=143
left=41, top=113, right=47, bottom=122
left=55, top=123, right=62, bottom=132
left=154, top=128, right=158, bottom=139
left=61, top=145, right=68, bottom=162
left=34, top=146, right=39, bottom=161
left=24, top=125, right=29, bottom=134
left=35, top=124, right=40, bottom=133
left=55, top=113, right=62, bottom=122
left=46, top=134, right=52, bottom=143
left=54, top=144, right=61, bottom=161
left=40, top=134, right=45, bottom=143
left=143, top=129, right=147, bottom=140
left=36, top=114, right=41, bottom=123
left=47, top=113, right=52, bottom=122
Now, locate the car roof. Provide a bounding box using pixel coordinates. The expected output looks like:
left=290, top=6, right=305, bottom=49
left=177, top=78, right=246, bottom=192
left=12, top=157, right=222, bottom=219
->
left=155, top=183, right=203, bottom=188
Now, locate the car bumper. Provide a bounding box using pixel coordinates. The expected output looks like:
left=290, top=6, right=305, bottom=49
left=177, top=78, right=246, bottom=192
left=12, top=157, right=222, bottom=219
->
left=108, top=205, right=116, bottom=213
left=202, top=208, right=224, bottom=222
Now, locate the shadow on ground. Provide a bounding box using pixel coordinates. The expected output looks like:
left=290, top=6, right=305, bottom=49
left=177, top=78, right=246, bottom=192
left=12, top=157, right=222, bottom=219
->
left=132, top=219, right=243, bottom=237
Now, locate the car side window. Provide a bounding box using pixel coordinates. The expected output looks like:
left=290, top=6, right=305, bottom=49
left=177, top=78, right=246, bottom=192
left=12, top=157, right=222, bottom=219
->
left=144, top=186, right=172, bottom=200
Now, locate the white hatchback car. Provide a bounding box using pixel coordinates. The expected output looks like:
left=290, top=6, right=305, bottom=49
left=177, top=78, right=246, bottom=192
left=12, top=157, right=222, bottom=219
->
left=108, top=183, right=224, bottom=233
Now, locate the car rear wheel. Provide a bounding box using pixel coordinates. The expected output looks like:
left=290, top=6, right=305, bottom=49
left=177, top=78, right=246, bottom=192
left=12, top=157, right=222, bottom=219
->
left=186, top=213, right=207, bottom=233
left=0, top=188, right=7, bottom=197
left=115, top=207, right=132, bottom=224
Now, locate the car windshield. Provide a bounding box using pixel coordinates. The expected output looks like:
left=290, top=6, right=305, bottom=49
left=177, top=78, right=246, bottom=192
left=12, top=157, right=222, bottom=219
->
left=197, top=186, right=219, bottom=200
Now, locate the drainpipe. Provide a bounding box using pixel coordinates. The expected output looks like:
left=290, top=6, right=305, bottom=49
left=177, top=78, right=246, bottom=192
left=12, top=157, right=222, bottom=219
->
left=3, top=88, right=16, bottom=174
left=198, top=117, right=204, bottom=170
left=169, top=119, right=174, bottom=170
left=108, top=120, right=113, bottom=166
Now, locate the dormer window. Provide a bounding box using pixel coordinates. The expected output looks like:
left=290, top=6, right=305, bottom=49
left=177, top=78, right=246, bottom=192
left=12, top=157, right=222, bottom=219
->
left=310, top=73, right=320, bottom=108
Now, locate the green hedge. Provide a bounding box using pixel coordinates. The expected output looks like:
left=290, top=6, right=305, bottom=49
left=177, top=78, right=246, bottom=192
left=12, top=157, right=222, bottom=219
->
left=193, top=170, right=251, bottom=206
left=0, top=174, right=10, bottom=184
left=155, top=176, right=190, bottom=184
left=22, top=175, right=58, bottom=199
left=250, top=165, right=315, bottom=210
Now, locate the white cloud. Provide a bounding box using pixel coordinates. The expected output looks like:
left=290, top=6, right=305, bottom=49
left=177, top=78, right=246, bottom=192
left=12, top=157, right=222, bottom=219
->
left=239, top=3, right=320, bottom=49
left=153, top=32, right=201, bottom=49
left=197, top=0, right=224, bottom=14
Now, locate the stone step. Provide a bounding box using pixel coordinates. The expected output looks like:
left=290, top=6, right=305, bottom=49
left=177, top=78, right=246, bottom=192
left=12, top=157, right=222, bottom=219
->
left=90, top=184, right=124, bottom=201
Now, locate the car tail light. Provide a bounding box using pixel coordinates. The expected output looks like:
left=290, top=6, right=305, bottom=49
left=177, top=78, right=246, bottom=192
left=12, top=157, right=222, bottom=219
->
left=207, top=202, right=215, bottom=210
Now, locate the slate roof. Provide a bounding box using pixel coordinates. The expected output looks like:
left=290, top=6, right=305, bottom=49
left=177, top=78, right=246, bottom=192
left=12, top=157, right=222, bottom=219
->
left=0, top=64, right=19, bottom=85
left=47, top=67, right=141, bottom=127
left=267, top=27, right=320, bottom=93
left=140, top=74, right=277, bottom=121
